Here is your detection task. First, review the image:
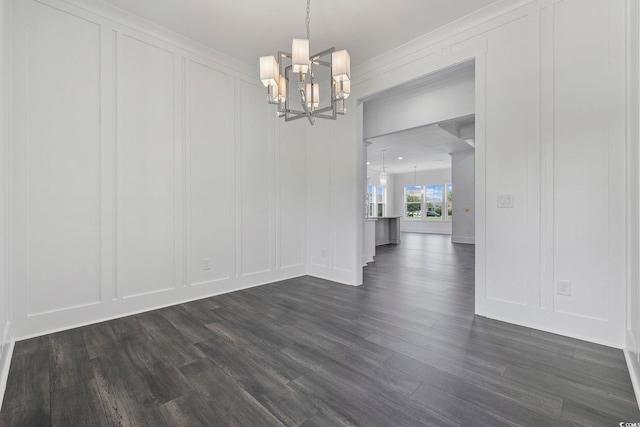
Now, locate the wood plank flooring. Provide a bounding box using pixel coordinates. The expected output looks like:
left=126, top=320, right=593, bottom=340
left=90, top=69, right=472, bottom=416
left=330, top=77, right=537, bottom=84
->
left=2, top=233, right=639, bottom=426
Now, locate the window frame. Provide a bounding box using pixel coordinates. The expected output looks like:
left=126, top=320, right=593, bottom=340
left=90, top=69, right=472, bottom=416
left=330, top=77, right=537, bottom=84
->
left=405, top=185, right=424, bottom=221
left=403, top=183, right=452, bottom=222
left=367, top=184, right=387, bottom=218
left=376, top=186, right=387, bottom=217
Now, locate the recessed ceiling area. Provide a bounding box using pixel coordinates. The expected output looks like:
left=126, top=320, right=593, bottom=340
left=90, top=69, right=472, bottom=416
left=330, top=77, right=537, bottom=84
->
left=366, top=116, right=475, bottom=174
left=98, top=0, right=501, bottom=66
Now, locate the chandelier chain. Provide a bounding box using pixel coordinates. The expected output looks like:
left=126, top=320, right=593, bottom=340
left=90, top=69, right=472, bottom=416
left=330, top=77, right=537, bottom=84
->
left=306, top=0, right=311, bottom=41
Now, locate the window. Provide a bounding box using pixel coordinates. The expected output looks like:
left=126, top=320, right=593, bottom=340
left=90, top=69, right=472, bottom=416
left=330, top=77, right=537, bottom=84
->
left=367, top=184, right=386, bottom=217
left=447, top=183, right=453, bottom=221
left=425, top=185, right=443, bottom=220
left=404, top=183, right=452, bottom=221
left=367, top=185, right=374, bottom=217
left=405, top=186, right=423, bottom=220
left=376, top=186, right=386, bottom=217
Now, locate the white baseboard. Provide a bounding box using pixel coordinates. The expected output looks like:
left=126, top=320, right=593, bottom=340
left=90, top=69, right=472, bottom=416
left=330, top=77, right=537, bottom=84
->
left=626, top=329, right=640, bottom=411
left=625, top=348, right=640, bottom=411
left=0, top=324, right=14, bottom=412
left=400, top=229, right=452, bottom=235
left=14, top=266, right=307, bottom=341
left=307, top=264, right=358, bottom=286
left=451, top=235, right=475, bottom=244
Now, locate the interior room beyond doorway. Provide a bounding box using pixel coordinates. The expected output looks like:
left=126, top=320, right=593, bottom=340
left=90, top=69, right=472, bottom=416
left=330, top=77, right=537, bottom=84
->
left=362, top=61, right=476, bottom=269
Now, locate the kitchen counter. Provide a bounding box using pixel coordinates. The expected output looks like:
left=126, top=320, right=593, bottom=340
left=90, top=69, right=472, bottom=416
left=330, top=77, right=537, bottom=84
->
left=372, top=216, right=401, bottom=246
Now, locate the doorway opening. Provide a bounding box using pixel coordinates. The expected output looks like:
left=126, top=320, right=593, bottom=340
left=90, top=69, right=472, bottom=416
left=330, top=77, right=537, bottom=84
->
left=360, top=60, right=477, bottom=313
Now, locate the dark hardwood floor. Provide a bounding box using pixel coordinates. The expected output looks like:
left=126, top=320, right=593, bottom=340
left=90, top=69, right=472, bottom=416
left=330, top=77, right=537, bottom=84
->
left=1, top=233, right=639, bottom=426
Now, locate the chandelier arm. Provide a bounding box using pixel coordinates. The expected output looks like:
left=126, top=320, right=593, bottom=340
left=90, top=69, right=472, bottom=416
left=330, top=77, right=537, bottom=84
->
left=298, top=86, right=315, bottom=125
left=313, top=60, right=331, bottom=67
left=311, top=105, right=333, bottom=114
left=285, top=108, right=307, bottom=115
left=311, top=47, right=336, bottom=60
left=285, top=113, right=311, bottom=122
left=310, top=113, right=337, bottom=120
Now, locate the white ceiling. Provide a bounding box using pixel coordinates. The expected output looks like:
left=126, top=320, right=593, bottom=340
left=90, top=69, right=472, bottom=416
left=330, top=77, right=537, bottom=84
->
left=98, top=0, right=482, bottom=174
left=99, top=0, right=500, bottom=67
left=365, top=121, right=474, bottom=174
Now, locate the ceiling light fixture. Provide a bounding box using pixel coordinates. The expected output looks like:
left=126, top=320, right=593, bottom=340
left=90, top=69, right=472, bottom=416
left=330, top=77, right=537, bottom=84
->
left=379, top=150, right=388, bottom=188
left=259, top=0, right=350, bottom=125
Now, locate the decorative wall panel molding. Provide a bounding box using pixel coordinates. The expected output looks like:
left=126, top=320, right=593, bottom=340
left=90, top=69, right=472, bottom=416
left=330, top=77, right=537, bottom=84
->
left=25, top=2, right=102, bottom=315
left=10, top=0, right=307, bottom=337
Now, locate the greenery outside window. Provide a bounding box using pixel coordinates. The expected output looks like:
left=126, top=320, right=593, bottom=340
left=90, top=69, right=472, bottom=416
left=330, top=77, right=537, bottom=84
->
left=405, top=186, right=423, bottom=220
left=425, top=185, right=443, bottom=221
left=404, top=183, right=452, bottom=221
left=447, top=183, right=453, bottom=221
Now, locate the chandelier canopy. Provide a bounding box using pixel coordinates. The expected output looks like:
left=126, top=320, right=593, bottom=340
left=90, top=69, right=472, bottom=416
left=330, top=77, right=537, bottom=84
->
left=259, top=0, right=351, bottom=125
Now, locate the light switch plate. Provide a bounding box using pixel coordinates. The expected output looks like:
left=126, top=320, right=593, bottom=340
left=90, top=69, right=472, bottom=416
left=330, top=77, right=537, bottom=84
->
left=557, top=280, right=571, bottom=296
left=497, top=193, right=514, bottom=208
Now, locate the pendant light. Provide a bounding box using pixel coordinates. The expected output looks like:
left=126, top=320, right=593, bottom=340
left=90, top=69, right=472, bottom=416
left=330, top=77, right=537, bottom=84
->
left=379, top=150, right=388, bottom=188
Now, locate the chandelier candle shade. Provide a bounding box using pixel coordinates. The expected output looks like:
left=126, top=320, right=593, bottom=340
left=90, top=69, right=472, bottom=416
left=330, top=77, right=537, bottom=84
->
left=259, top=0, right=351, bottom=125
left=292, top=39, right=310, bottom=74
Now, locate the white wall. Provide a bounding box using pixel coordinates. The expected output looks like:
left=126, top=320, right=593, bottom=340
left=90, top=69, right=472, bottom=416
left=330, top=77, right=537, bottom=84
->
left=626, top=0, right=640, bottom=407
left=0, top=0, right=13, bottom=408
left=450, top=149, right=475, bottom=243
left=310, top=0, right=627, bottom=348
left=363, top=66, right=474, bottom=139
left=393, top=168, right=452, bottom=234
left=307, top=115, right=360, bottom=285
left=9, top=0, right=307, bottom=338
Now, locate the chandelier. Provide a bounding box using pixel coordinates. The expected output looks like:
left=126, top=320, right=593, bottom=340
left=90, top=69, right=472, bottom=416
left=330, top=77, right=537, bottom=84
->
left=259, top=0, right=351, bottom=125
